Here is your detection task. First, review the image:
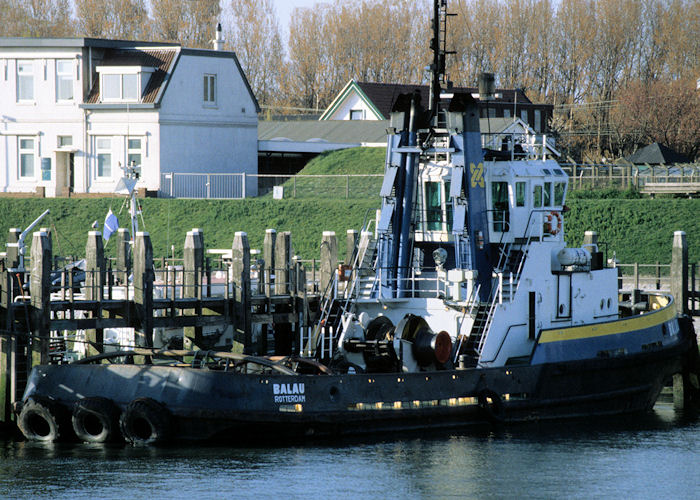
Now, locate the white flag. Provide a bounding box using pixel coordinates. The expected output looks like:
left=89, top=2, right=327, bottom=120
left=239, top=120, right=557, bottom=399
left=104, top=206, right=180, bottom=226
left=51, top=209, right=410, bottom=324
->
left=103, top=209, right=119, bottom=241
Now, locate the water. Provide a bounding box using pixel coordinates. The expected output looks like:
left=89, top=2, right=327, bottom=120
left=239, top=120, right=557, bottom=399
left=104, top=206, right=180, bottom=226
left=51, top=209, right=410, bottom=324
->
left=0, top=404, right=697, bottom=500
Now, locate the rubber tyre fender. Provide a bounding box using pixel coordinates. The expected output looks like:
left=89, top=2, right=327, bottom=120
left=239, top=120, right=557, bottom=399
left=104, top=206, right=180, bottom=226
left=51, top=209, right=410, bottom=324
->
left=477, top=389, right=505, bottom=423
left=72, top=397, right=120, bottom=443
left=119, top=397, right=171, bottom=445
left=18, top=396, right=66, bottom=442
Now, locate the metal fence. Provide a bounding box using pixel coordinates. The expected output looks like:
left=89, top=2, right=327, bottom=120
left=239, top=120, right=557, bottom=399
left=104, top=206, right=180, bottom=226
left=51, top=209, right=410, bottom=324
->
left=159, top=172, right=246, bottom=199
left=158, top=164, right=700, bottom=200
left=560, top=163, right=700, bottom=190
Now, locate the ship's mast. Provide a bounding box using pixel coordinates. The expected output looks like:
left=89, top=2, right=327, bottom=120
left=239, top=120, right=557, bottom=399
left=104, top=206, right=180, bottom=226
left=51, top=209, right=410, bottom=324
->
left=428, top=0, right=455, bottom=127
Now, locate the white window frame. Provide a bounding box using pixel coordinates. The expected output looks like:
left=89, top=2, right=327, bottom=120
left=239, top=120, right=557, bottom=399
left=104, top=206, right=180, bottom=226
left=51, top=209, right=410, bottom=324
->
left=18, top=136, right=36, bottom=179
left=96, top=137, right=113, bottom=178
left=127, top=137, right=143, bottom=177
left=349, top=109, right=365, bottom=120
left=17, top=60, right=34, bottom=102
left=57, top=135, right=73, bottom=148
left=96, top=66, right=151, bottom=103
left=56, top=59, right=74, bottom=102
left=203, top=74, right=216, bottom=105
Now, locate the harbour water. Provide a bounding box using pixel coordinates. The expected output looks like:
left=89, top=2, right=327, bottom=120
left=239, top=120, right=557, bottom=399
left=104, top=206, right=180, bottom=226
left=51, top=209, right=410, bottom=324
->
left=0, top=403, right=696, bottom=499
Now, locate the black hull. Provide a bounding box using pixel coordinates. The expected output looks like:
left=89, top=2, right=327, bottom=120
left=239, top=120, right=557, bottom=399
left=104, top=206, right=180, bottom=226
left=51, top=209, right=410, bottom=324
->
left=18, top=330, right=697, bottom=443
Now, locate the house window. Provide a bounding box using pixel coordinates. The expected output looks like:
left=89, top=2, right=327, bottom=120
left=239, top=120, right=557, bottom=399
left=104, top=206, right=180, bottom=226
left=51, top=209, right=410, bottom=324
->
left=102, top=73, right=139, bottom=101
left=520, top=109, right=528, bottom=124
left=56, top=59, right=74, bottom=101
left=96, top=137, right=112, bottom=178
left=534, top=109, right=542, bottom=132
left=349, top=109, right=364, bottom=120
left=19, top=137, right=35, bottom=178
left=515, top=181, right=526, bottom=207
left=17, top=60, right=34, bottom=101
left=58, top=135, right=73, bottom=148
left=488, top=108, right=496, bottom=118
left=503, top=109, right=511, bottom=118
left=127, top=137, right=143, bottom=177
left=203, top=74, right=216, bottom=104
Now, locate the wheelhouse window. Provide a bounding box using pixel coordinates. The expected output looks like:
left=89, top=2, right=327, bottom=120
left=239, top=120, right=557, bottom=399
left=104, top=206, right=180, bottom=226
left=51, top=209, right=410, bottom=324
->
left=543, top=182, right=552, bottom=207
left=56, top=59, right=74, bottom=101
left=515, top=182, right=526, bottom=207
left=19, top=137, right=35, bottom=178
left=533, top=185, right=543, bottom=208
left=491, top=181, right=509, bottom=232
left=17, top=60, right=34, bottom=101
left=554, top=182, right=566, bottom=206
left=96, top=137, right=112, bottom=178
left=425, top=181, right=442, bottom=231
left=203, top=74, right=216, bottom=104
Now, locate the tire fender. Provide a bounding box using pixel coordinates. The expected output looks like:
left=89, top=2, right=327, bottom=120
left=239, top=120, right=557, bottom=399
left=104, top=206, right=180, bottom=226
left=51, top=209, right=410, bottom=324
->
left=477, top=389, right=505, bottom=423
left=119, top=397, right=171, bottom=445
left=72, top=397, right=120, bottom=443
left=18, top=396, right=67, bottom=442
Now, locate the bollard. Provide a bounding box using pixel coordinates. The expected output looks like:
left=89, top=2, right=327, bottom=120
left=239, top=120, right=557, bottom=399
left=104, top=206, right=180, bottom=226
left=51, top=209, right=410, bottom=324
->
left=133, top=232, right=154, bottom=356
left=30, top=231, right=52, bottom=367
left=85, top=231, right=105, bottom=356
left=232, top=232, right=252, bottom=352
left=264, top=229, right=276, bottom=297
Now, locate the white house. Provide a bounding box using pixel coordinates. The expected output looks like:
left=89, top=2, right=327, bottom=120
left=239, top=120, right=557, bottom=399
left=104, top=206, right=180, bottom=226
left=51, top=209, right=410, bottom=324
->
left=0, top=36, right=259, bottom=197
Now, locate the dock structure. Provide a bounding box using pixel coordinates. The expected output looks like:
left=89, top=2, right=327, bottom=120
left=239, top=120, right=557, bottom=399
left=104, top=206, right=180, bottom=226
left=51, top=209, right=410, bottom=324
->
left=0, top=226, right=348, bottom=424
left=0, top=226, right=697, bottom=423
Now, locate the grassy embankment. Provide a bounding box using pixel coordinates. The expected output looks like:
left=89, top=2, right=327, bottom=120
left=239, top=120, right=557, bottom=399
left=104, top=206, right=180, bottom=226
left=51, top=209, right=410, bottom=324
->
left=1, top=147, right=698, bottom=264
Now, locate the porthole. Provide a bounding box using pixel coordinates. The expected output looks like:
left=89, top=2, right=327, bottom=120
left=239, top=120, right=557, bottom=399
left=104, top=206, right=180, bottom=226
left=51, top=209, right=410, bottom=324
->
left=607, top=298, right=611, bottom=309
left=600, top=299, right=605, bottom=310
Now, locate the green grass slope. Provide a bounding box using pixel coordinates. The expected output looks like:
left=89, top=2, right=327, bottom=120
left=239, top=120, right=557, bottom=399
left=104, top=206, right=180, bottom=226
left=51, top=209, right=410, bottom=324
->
left=1, top=197, right=697, bottom=265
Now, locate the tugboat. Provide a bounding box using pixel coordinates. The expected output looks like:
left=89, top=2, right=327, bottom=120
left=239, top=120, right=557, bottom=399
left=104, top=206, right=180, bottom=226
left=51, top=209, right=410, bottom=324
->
left=17, top=0, right=699, bottom=444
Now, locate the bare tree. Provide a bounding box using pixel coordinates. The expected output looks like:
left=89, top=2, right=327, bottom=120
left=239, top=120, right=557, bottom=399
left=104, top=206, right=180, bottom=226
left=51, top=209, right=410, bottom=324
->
left=19, top=0, right=74, bottom=36
left=75, top=0, right=148, bottom=39
left=152, top=0, right=220, bottom=47
left=226, top=0, right=284, bottom=106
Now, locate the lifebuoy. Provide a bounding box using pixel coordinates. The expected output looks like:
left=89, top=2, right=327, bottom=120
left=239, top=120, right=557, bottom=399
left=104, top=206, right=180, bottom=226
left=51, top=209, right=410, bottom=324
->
left=544, top=211, right=562, bottom=235
left=119, top=397, right=171, bottom=445
left=72, top=397, right=120, bottom=443
left=477, top=389, right=505, bottom=423
left=18, top=396, right=67, bottom=442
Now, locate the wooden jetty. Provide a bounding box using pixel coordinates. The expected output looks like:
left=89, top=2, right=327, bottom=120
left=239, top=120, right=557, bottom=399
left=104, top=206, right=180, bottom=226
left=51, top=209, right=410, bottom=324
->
left=0, top=226, right=361, bottom=424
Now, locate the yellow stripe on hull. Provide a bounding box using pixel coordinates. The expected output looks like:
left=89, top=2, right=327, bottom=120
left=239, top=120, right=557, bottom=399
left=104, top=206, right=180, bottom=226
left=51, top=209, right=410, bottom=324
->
left=538, top=304, right=676, bottom=344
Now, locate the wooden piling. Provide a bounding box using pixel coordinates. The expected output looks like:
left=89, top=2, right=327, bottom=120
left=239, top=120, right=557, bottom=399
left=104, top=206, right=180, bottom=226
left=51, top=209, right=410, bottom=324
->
left=346, top=229, right=358, bottom=264
left=85, top=231, right=105, bottom=356
left=275, top=232, right=291, bottom=295
left=116, top=228, right=130, bottom=285
left=232, top=232, right=252, bottom=352
left=133, top=232, right=154, bottom=353
left=0, top=229, right=21, bottom=422
left=29, top=231, right=51, bottom=366
left=183, top=229, right=204, bottom=349
left=320, top=231, right=338, bottom=292
left=263, top=229, right=276, bottom=297
left=671, top=231, right=688, bottom=315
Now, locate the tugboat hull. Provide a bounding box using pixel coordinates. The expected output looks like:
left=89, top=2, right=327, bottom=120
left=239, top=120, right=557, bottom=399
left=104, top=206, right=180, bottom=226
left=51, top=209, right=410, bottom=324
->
left=18, top=326, right=695, bottom=443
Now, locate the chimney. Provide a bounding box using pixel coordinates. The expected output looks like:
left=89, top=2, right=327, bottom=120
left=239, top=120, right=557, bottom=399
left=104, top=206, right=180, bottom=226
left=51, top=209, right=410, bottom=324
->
left=213, top=23, right=224, bottom=51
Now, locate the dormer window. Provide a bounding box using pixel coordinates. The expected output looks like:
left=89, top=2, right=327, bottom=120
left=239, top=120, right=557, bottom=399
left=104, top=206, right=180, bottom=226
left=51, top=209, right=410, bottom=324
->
left=97, top=66, right=154, bottom=102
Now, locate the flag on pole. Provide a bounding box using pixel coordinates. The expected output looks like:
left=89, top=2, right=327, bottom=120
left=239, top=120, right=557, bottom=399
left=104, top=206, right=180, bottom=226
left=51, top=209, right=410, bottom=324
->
left=103, top=209, right=119, bottom=242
